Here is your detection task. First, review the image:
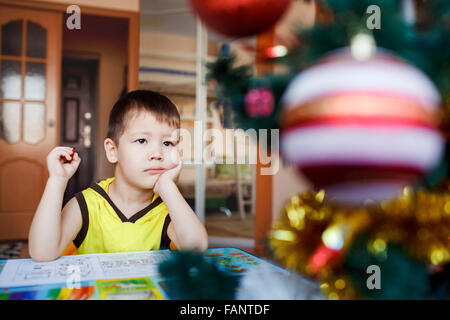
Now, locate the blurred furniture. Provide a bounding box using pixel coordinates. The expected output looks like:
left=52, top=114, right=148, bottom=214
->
left=178, top=163, right=255, bottom=219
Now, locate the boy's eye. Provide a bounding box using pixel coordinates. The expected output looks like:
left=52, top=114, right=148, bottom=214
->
left=163, top=141, right=174, bottom=147
left=135, top=138, right=147, bottom=145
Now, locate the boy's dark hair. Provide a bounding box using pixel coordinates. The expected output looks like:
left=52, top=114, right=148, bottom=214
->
left=107, top=90, right=180, bottom=142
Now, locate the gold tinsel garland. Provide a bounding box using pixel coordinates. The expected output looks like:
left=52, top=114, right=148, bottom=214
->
left=269, top=187, right=450, bottom=299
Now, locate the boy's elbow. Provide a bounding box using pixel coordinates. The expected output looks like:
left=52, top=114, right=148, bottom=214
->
left=29, top=246, right=59, bottom=262
left=30, top=252, right=59, bottom=262
left=31, top=255, right=55, bottom=263
left=179, top=236, right=208, bottom=252
left=202, top=236, right=209, bottom=251
left=195, top=239, right=208, bottom=252
left=196, top=234, right=208, bottom=252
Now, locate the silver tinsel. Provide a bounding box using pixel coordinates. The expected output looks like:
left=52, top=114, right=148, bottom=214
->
left=236, top=263, right=325, bottom=300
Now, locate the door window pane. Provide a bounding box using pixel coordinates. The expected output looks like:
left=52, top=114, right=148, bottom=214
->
left=25, top=62, right=46, bottom=100
left=1, top=20, right=22, bottom=56
left=23, top=102, right=45, bottom=144
left=0, top=101, right=21, bottom=143
left=26, top=21, right=46, bottom=58
left=63, top=98, right=79, bottom=142
left=0, top=60, right=22, bottom=99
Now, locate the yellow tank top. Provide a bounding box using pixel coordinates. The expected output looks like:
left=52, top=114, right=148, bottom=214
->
left=73, top=178, right=171, bottom=254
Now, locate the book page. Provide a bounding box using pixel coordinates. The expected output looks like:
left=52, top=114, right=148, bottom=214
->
left=0, top=250, right=172, bottom=288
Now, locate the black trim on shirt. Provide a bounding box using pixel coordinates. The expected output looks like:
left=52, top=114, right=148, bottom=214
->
left=73, top=192, right=89, bottom=248
left=89, top=183, right=163, bottom=223
left=160, top=214, right=171, bottom=249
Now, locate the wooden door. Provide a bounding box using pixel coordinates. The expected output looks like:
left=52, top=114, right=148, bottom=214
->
left=61, top=59, right=97, bottom=206
left=0, top=5, right=62, bottom=240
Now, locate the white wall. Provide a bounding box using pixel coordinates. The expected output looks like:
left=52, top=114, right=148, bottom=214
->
left=32, top=0, right=140, bottom=12
left=271, top=154, right=311, bottom=222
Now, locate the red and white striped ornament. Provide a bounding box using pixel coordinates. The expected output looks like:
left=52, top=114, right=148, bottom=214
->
left=280, top=48, right=444, bottom=204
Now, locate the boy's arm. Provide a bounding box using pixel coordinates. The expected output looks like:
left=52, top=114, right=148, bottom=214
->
left=28, top=147, right=82, bottom=261
left=156, top=175, right=208, bottom=251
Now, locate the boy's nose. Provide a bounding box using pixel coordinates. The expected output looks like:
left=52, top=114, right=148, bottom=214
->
left=148, top=145, right=163, bottom=161
left=149, top=153, right=163, bottom=161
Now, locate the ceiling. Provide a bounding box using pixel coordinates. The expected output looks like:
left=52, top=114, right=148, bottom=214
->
left=139, top=0, right=233, bottom=96
left=138, top=0, right=257, bottom=96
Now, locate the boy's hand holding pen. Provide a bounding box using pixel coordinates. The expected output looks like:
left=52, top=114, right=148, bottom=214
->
left=46, top=146, right=81, bottom=180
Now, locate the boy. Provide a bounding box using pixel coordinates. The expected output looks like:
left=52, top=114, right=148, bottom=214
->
left=29, top=90, right=208, bottom=262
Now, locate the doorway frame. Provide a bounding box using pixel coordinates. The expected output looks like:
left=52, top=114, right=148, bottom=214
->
left=0, top=0, right=140, bottom=92
left=60, top=56, right=99, bottom=205
left=0, top=0, right=139, bottom=241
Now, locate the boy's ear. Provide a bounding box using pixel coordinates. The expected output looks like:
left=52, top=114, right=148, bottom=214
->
left=104, top=138, right=118, bottom=164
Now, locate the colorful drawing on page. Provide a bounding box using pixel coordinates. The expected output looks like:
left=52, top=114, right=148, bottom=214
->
left=204, top=248, right=260, bottom=275
left=0, top=260, right=6, bottom=276
left=96, top=277, right=164, bottom=300
left=0, top=281, right=97, bottom=300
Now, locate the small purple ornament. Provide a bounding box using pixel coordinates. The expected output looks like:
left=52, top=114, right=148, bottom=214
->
left=244, top=88, right=274, bottom=117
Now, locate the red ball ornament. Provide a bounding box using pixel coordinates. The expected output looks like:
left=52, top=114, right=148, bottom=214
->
left=245, top=88, right=274, bottom=117
left=188, top=0, right=292, bottom=38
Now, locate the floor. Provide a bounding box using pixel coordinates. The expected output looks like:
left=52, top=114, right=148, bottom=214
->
left=0, top=241, right=28, bottom=259
left=205, top=211, right=256, bottom=255
left=205, top=211, right=254, bottom=239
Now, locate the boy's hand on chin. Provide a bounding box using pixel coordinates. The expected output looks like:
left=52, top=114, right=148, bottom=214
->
left=153, top=161, right=182, bottom=195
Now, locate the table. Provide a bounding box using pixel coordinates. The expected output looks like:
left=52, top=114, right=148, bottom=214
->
left=0, top=248, right=286, bottom=300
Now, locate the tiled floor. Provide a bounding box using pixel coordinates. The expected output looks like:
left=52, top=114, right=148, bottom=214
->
left=0, top=241, right=25, bottom=259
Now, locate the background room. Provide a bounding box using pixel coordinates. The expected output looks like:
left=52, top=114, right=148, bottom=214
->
left=2, top=0, right=449, bottom=302
left=0, top=0, right=315, bottom=258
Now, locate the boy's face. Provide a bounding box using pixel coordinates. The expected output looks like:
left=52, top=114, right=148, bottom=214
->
left=106, top=110, right=180, bottom=190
